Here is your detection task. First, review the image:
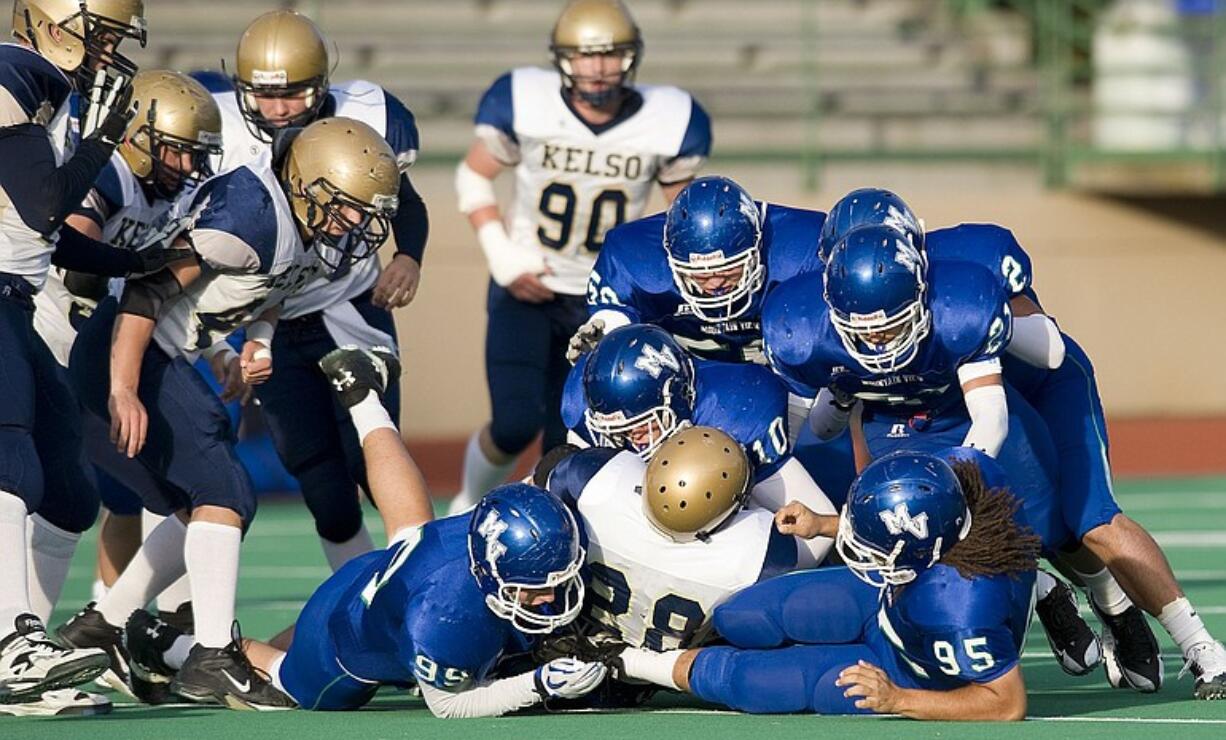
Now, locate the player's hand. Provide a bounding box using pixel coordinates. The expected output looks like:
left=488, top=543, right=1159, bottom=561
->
left=534, top=657, right=608, bottom=700
left=108, top=388, right=147, bottom=458
left=565, top=317, right=605, bottom=364
left=373, top=254, right=421, bottom=309
left=81, top=69, right=137, bottom=147
left=210, top=351, right=253, bottom=405
left=128, top=244, right=195, bottom=278
left=507, top=272, right=555, bottom=304
left=827, top=374, right=859, bottom=410
left=775, top=501, right=831, bottom=540
left=240, top=340, right=273, bottom=385
left=836, top=660, right=904, bottom=714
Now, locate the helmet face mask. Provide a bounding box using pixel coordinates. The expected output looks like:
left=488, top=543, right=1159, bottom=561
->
left=835, top=511, right=917, bottom=588
left=294, top=177, right=395, bottom=271
left=138, top=126, right=221, bottom=198
left=828, top=295, right=930, bottom=374
left=584, top=404, right=688, bottom=460
left=666, top=245, right=764, bottom=322
left=236, top=79, right=326, bottom=141
left=119, top=71, right=224, bottom=199
left=14, top=0, right=146, bottom=87
left=233, top=10, right=330, bottom=141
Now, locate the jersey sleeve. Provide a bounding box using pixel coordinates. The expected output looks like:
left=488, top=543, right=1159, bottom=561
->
left=916, top=625, right=1020, bottom=685
left=406, top=610, right=495, bottom=692
left=586, top=233, right=644, bottom=323
left=702, top=363, right=790, bottom=480
left=473, top=72, right=520, bottom=166
left=757, top=525, right=799, bottom=582
left=965, top=297, right=1013, bottom=365
left=657, top=97, right=712, bottom=185
left=545, top=448, right=620, bottom=506
left=382, top=90, right=420, bottom=170
left=761, top=278, right=830, bottom=397
left=72, top=160, right=124, bottom=227
left=188, top=169, right=279, bottom=273
left=560, top=356, right=592, bottom=438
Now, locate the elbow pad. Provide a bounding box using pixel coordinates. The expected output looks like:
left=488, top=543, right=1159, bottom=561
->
left=118, top=269, right=184, bottom=320
left=1006, top=314, right=1066, bottom=370
left=961, top=383, right=1009, bottom=458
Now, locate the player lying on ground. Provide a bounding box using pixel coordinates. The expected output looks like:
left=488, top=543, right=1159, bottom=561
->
left=614, top=450, right=1036, bottom=721
left=561, top=324, right=836, bottom=564
left=123, top=348, right=608, bottom=716
left=811, top=188, right=1226, bottom=699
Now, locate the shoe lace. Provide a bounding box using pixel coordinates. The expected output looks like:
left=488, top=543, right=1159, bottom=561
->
left=1043, top=589, right=1081, bottom=639
left=222, top=622, right=274, bottom=688
left=1115, top=610, right=1158, bottom=666
left=1179, top=641, right=1226, bottom=681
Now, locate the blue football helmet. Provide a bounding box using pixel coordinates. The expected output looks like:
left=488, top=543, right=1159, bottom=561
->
left=823, top=225, right=931, bottom=374
left=818, top=187, right=924, bottom=262
left=836, top=451, right=973, bottom=588
left=468, top=483, right=586, bottom=634
left=663, top=176, right=765, bottom=322
left=583, top=325, right=696, bottom=459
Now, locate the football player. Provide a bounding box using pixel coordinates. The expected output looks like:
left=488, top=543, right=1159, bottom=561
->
left=614, top=451, right=1037, bottom=721
left=29, top=70, right=221, bottom=644
left=573, top=175, right=856, bottom=500
left=54, top=118, right=399, bottom=709
left=125, top=347, right=604, bottom=716
left=188, top=9, right=429, bottom=573
left=0, top=0, right=173, bottom=714
left=816, top=189, right=1226, bottom=699
left=450, top=0, right=712, bottom=513
left=540, top=427, right=805, bottom=659
left=560, top=324, right=836, bottom=563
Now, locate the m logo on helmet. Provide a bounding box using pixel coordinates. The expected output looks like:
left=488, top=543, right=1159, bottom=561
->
left=879, top=503, right=929, bottom=539
left=634, top=344, right=680, bottom=379
left=477, top=511, right=508, bottom=565
left=892, top=238, right=924, bottom=277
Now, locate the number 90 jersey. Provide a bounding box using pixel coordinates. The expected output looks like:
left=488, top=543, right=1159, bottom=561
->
left=474, top=67, right=712, bottom=295
left=546, top=450, right=797, bottom=650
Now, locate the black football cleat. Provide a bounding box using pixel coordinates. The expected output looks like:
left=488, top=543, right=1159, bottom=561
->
left=123, top=610, right=183, bottom=705
left=1093, top=601, right=1164, bottom=693
left=170, top=623, right=295, bottom=711
left=1035, top=573, right=1102, bottom=676
left=319, top=345, right=400, bottom=409
left=54, top=604, right=133, bottom=698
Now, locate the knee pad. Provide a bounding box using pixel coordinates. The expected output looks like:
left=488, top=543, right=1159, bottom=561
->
left=295, top=457, right=364, bottom=543
left=0, top=427, right=44, bottom=511
left=489, top=401, right=544, bottom=456
left=713, top=601, right=786, bottom=649
left=36, top=476, right=99, bottom=534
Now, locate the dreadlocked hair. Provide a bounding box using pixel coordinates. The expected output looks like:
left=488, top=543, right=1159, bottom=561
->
left=939, top=460, right=1041, bottom=580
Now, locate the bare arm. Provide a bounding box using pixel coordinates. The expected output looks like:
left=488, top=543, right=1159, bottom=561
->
left=838, top=661, right=1026, bottom=721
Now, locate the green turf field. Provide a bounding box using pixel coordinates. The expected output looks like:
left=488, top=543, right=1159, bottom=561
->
left=10, top=476, right=1226, bottom=738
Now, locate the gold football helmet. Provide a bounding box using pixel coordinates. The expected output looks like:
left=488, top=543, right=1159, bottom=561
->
left=281, top=117, right=399, bottom=271
left=119, top=71, right=223, bottom=198
left=233, top=9, right=330, bottom=141
left=550, top=0, right=642, bottom=106
left=642, top=426, right=751, bottom=543
left=12, top=0, right=146, bottom=85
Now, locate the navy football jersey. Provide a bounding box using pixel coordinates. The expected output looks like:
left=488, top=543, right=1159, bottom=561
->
left=325, top=515, right=532, bottom=690
left=588, top=204, right=826, bottom=363
left=762, top=261, right=1013, bottom=414
left=561, top=355, right=791, bottom=479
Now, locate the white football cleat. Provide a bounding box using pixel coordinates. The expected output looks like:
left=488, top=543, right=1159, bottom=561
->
left=0, top=614, right=110, bottom=703
left=0, top=688, right=112, bottom=717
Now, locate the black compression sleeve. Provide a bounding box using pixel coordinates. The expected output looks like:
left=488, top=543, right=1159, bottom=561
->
left=390, top=174, right=429, bottom=264
left=0, top=124, right=115, bottom=237
left=118, top=268, right=184, bottom=320
left=50, top=225, right=140, bottom=277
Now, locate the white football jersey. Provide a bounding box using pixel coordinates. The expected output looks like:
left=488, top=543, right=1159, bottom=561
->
left=33, top=153, right=179, bottom=366
left=208, top=79, right=419, bottom=343
left=0, top=44, right=76, bottom=291
left=570, top=451, right=792, bottom=650
left=148, top=151, right=319, bottom=360
left=475, top=67, right=711, bottom=295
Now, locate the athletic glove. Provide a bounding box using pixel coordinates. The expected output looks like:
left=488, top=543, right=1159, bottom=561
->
left=127, top=244, right=195, bottom=277
left=533, top=657, right=608, bottom=700
left=565, top=317, right=605, bottom=365
left=81, top=70, right=138, bottom=147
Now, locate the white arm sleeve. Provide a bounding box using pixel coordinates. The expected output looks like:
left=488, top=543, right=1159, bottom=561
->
left=786, top=393, right=816, bottom=448
left=418, top=671, right=540, bottom=719
left=455, top=160, right=499, bottom=215
left=960, top=381, right=1009, bottom=458
left=588, top=309, right=632, bottom=333
left=1005, top=313, right=1066, bottom=370
left=565, top=429, right=591, bottom=448
left=806, top=388, right=853, bottom=442
left=750, top=457, right=837, bottom=566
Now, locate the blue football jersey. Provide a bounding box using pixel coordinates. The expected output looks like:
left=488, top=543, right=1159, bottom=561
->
left=762, top=261, right=1013, bottom=414
left=926, top=224, right=1040, bottom=306
left=561, top=355, right=791, bottom=479
left=587, top=204, right=826, bottom=363
left=876, top=563, right=1035, bottom=690
left=324, top=515, right=532, bottom=690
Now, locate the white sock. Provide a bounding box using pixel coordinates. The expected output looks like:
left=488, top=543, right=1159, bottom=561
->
left=1036, top=570, right=1058, bottom=600
left=451, top=431, right=515, bottom=512
left=618, top=647, right=683, bottom=690
left=184, top=521, right=241, bottom=649
left=349, top=392, right=396, bottom=445
left=269, top=653, right=288, bottom=694
left=0, top=492, right=33, bottom=629
left=92, top=579, right=109, bottom=604
left=1158, top=597, right=1216, bottom=658
left=141, top=509, right=166, bottom=540
left=25, top=513, right=80, bottom=622
left=96, top=515, right=187, bottom=628
left=163, top=634, right=195, bottom=670
left=321, top=524, right=375, bottom=572
left=156, top=575, right=192, bottom=615
left=1078, top=567, right=1133, bottom=617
